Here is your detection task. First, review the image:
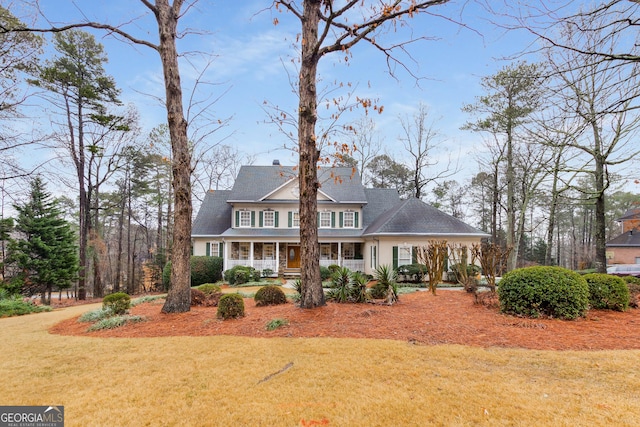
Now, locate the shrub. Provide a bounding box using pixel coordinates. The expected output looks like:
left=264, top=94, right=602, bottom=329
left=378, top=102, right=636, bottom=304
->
left=622, top=275, right=640, bottom=285
left=191, top=288, right=206, bottom=306
left=498, top=266, right=588, bottom=320
left=320, top=266, right=331, bottom=281
left=266, top=318, right=289, bottom=331
left=371, top=264, right=398, bottom=304
left=197, top=283, right=222, bottom=295
left=162, top=256, right=224, bottom=289
left=191, top=284, right=222, bottom=306
left=0, top=297, right=52, bottom=317
left=583, top=273, right=630, bottom=312
left=327, top=264, right=341, bottom=274
left=349, top=271, right=369, bottom=304
left=293, top=279, right=302, bottom=295
left=396, top=263, right=428, bottom=283
left=262, top=268, right=274, bottom=278
left=191, top=256, right=224, bottom=286
left=162, top=261, right=171, bottom=290
left=224, top=265, right=261, bottom=285
left=102, top=292, right=131, bottom=315
left=217, top=293, right=245, bottom=319
left=326, top=267, right=352, bottom=303
left=254, top=285, right=287, bottom=307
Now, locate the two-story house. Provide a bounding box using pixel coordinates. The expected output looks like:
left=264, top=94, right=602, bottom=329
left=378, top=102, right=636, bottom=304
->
left=606, top=207, right=640, bottom=265
left=191, top=164, right=488, bottom=276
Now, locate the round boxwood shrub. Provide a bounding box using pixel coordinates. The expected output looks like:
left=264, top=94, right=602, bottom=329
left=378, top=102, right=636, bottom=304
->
left=217, top=294, right=245, bottom=319
left=254, top=285, right=287, bottom=307
left=191, top=256, right=224, bottom=286
left=103, top=292, right=131, bottom=315
left=498, top=266, right=589, bottom=320
left=197, top=283, right=222, bottom=295
left=583, top=273, right=630, bottom=312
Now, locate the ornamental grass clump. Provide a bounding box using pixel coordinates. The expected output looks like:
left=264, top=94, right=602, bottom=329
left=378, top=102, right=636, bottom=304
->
left=498, top=266, right=588, bottom=320
left=254, top=285, right=287, bottom=307
left=217, top=293, right=245, bottom=319
left=583, top=273, right=630, bottom=312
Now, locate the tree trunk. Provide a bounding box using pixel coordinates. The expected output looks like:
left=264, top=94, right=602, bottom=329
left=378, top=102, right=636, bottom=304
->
left=545, top=153, right=562, bottom=266
left=298, top=0, right=325, bottom=309
left=505, top=114, right=516, bottom=271
left=157, top=0, right=192, bottom=313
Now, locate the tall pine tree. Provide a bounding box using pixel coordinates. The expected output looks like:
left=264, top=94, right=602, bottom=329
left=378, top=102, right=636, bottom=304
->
left=8, top=177, right=78, bottom=305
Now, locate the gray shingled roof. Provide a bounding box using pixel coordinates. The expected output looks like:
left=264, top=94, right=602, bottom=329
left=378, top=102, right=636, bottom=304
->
left=227, top=165, right=367, bottom=203
left=191, top=190, right=232, bottom=236
left=363, top=197, right=488, bottom=236
left=606, top=231, right=640, bottom=247
left=362, top=188, right=401, bottom=227
left=618, top=208, right=640, bottom=222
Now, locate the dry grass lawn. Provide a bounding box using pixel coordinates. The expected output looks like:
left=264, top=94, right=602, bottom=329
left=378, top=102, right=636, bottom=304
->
left=1, top=303, right=640, bottom=426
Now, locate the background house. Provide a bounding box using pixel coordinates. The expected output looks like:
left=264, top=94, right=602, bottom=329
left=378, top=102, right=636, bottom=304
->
left=192, top=163, right=488, bottom=276
left=606, top=208, right=640, bottom=265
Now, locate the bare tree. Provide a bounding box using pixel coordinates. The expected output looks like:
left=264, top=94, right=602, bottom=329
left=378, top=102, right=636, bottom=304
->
left=399, top=103, right=458, bottom=199
left=2, top=0, right=217, bottom=312
left=274, top=0, right=455, bottom=307
left=349, top=117, right=382, bottom=185
left=542, top=12, right=640, bottom=272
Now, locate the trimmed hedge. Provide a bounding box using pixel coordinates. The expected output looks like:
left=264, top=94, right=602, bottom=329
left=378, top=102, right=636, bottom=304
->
left=254, top=285, right=287, bottom=307
left=498, top=266, right=589, bottom=320
left=583, top=273, right=630, bottom=311
left=217, top=294, right=245, bottom=319
left=162, top=256, right=224, bottom=289
left=223, top=265, right=261, bottom=285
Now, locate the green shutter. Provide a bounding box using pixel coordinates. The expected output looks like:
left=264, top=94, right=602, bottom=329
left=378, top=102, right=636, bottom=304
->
left=288, top=211, right=292, bottom=227
left=235, top=211, right=239, bottom=227
left=392, top=246, right=398, bottom=270
left=275, top=211, right=279, bottom=227
left=331, top=212, right=336, bottom=228
left=412, top=246, right=418, bottom=264
left=317, top=213, right=320, bottom=227
left=219, top=242, right=224, bottom=257
left=339, top=212, right=343, bottom=228
left=259, top=211, right=263, bottom=227
left=206, top=242, right=211, bottom=257
left=354, top=212, right=359, bottom=228
left=251, top=211, right=255, bottom=227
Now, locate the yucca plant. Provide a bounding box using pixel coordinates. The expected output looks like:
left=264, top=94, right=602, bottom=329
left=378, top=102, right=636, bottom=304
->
left=372, top=264, right=398, bottom=304
left=327, top=266, right=352, bottom=303
left=349, top=271, right=370, bottom=303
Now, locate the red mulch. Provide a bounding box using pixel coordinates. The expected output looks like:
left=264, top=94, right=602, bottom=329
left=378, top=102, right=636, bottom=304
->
left=49, top=290, right=640, bottom=351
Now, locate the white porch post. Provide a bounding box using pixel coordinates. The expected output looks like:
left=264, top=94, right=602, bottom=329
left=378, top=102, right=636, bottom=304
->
left=222, top=240, right=227, bottom=271
left=275, top=242, right=280, bottom=274
left=250, top=242, right=254, bottom=268
left=338, top=242, right=342, bottom=267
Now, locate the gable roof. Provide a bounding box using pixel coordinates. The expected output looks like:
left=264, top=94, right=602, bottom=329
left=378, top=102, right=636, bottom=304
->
left=606, top=230, right=640, bottom=247
left=227, top=165, right=367, bottom=203
left=191, top=190, right=232, bottom=236
left=618, top=208, right=640, bottom=222
left=363, top=197, right=488, bottom=237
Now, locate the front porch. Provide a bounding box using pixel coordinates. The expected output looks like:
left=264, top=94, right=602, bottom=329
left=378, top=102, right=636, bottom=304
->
left=224, top=241, right=364, bottom=275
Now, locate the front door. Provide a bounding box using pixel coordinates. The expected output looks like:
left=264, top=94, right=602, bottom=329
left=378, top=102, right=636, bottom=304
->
left=287, top=245, right=301, bottom=269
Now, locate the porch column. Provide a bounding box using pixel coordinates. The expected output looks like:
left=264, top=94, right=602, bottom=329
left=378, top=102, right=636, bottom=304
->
left=250, top=242, right=254, bottom=268
left=338, top=242, right=342, bottom=267
left=222, top=240, right=227, bottom=271
left=275, top=242, right=280, bottom=274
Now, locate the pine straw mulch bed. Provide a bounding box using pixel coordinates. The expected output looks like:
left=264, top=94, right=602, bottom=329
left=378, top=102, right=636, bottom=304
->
left=48, top=290, right=640, bottom=351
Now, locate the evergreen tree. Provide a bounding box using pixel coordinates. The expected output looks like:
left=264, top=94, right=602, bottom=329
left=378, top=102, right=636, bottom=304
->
left=8, top=177, right=78, bottom=305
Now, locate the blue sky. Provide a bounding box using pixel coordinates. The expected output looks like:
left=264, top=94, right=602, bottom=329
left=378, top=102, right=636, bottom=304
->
left=19, top=1, right=541, bottom=193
